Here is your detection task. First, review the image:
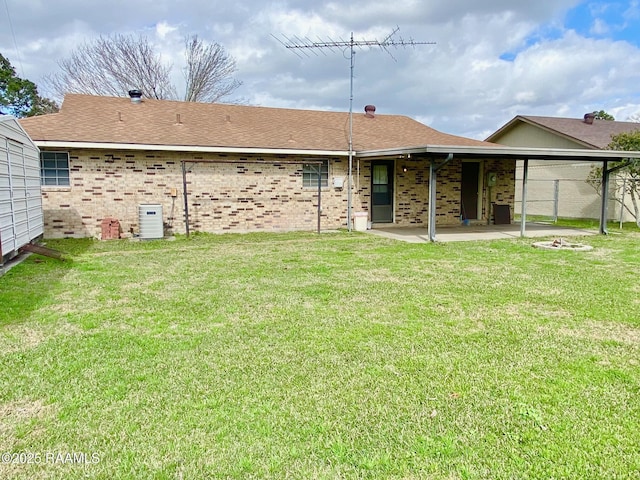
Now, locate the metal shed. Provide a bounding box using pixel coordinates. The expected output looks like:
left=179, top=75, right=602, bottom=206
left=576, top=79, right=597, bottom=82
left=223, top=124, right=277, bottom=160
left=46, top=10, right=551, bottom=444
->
left=0, top=116, right=44, bottom=266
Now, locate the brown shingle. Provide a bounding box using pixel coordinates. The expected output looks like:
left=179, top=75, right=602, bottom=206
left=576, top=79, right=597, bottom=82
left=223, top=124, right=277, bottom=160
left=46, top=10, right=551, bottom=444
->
left=489, top=115, right=640, bottom=149
left=20, top=94, right=492, bottom=151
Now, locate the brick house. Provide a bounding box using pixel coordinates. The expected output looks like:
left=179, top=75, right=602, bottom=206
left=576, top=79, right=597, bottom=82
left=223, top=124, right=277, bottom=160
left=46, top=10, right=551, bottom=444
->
left=20, top=93, right=515, bottom=239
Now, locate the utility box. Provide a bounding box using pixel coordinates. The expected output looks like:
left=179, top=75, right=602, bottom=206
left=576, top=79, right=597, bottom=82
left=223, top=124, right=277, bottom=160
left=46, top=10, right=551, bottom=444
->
left=353, top=212, right=368, bottom=232
left=139, top=204, right=163, bottom=239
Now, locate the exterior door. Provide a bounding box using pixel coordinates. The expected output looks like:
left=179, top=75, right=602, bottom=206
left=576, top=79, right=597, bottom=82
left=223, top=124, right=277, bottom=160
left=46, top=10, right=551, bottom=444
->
left=371, top=161, right=394, bottom=223
left=461, top=162, right=480, bottom=220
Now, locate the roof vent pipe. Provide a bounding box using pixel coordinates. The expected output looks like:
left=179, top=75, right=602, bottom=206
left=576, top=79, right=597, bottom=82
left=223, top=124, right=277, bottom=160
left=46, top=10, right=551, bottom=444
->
left=584, top=112, right=595, bottom=125
left=364, top=105, right=376, bottom=118
left=128, top=89, right=143, bottom=104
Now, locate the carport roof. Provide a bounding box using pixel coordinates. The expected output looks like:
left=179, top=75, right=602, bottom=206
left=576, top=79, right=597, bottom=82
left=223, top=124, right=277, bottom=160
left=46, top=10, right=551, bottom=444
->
left=357, top=144, right=640, bottom=161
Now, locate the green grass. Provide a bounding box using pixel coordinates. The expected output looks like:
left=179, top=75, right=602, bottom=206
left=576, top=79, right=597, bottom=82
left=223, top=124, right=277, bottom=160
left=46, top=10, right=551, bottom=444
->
left=1, top=229, right=639, bottom=479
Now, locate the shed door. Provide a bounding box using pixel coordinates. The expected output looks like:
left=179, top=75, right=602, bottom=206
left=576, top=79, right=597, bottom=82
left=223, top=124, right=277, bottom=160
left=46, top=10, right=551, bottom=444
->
left=371, top=161, right=394, bottom=223
left=461, top=162, right=480, bottom=220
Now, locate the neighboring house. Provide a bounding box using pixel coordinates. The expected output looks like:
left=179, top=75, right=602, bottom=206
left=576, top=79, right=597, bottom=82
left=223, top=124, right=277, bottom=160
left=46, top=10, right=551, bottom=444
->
left=0, top=116, right=44, bottom=265
left=20, top=93, right=515, bottom=239
left=487, top=114, right=640, bottom=221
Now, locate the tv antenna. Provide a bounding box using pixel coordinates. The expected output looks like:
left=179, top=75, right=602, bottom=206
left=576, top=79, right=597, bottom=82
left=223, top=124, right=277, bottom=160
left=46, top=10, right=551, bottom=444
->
left=273, top=27, right=435, bottom=231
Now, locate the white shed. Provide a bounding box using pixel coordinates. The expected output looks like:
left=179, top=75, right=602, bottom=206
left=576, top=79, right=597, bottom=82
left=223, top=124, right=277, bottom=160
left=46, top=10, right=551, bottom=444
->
left=0, top=116, right=44, bottom=265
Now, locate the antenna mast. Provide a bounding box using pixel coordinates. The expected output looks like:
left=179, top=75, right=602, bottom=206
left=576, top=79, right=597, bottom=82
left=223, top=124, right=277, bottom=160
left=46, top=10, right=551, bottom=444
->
left=274, top=27, right=435, bottom=231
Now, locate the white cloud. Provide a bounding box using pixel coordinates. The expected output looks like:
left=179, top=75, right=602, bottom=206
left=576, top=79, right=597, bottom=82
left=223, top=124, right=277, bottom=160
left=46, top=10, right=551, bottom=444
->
left=1, top=0, right=639, bottom=139
left=590, top=18, right=610, bottom=35
left=155, top=21, right=178, bottom=40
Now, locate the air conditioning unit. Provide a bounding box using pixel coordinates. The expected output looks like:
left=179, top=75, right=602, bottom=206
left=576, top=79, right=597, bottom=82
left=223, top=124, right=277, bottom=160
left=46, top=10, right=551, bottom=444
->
left=138, top=204, right=163, bottom=239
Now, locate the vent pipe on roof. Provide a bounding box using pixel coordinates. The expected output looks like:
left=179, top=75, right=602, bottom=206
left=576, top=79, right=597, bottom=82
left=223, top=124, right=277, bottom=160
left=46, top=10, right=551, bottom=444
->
left=364, top=105, right=376, bottom=118
left=128, top=89, right=143, bottom=104
left=584, top=112, right=595, bottom=125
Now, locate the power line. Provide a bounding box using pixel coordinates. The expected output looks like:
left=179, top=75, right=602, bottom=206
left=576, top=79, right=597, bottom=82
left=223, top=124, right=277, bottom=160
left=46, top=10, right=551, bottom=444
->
left=3, top=0, right=24, bottom=76
left=273, top=27, right=435, bottom=231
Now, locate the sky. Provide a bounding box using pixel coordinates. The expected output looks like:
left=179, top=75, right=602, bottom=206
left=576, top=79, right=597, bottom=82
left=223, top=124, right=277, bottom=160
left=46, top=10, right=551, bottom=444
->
left=2, top=0, right=640, bottom=140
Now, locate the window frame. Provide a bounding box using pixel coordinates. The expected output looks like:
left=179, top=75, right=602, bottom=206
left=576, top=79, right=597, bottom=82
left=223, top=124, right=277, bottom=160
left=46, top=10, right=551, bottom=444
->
left=40, top=151, right=70, bottom=186
left=302, top=159, right=329, bottom=188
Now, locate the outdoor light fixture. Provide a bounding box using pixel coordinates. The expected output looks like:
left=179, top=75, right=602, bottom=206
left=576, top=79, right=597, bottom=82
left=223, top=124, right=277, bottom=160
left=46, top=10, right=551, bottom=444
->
left=402, top=166, right=408, bottom=173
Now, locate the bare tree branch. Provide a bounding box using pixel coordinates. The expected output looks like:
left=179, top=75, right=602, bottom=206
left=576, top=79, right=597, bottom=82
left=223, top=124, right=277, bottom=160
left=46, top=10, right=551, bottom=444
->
left=45, top=33, right=241, bottom=104
left=46, top=34, right=172, bottom=100
left=183, top=35, right=242, bottom=103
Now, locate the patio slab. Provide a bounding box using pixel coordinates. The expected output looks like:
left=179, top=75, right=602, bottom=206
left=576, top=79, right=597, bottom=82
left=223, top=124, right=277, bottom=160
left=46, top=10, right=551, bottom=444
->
left=366, top=223, right=599, bottom=243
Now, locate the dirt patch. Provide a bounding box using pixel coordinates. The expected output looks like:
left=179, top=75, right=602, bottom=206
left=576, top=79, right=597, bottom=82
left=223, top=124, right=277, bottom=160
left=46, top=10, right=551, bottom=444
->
left=542, top=321, right=640, bottom=346
left=0, top=399, right=53, bottom=447
left=0, top=325, right=45, bottom=353
left=0, top=322, right=82, bottom=355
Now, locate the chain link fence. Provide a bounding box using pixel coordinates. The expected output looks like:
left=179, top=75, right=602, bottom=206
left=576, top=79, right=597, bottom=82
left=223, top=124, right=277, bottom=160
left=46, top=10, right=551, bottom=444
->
left=514, top=176, right=638, bottom=226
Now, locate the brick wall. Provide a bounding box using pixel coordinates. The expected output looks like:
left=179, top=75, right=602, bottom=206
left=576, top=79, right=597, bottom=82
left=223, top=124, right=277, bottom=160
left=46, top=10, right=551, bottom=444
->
left=40, top=149, right=515, bottom=238
left=41, top=150, right=362, bottom=238
left=354, top=158, right=515, bottom=226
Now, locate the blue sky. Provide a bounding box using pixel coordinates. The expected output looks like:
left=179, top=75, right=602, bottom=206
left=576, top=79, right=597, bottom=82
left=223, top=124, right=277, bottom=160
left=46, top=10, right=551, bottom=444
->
left=566, top=1, right=640, bottom=43
left=502, top=1, right=640, bottom=61
left=2, top=0, right=640, bottom=138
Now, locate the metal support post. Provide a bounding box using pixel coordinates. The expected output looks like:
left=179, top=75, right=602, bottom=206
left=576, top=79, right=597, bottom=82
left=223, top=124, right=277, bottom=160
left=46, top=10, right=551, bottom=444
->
left=428, top=160, right=437, bottom=242
left=181, top=161, right=190, bottom=237
left=600, top=161, right=609, bottom=235
left=520, top=159, right=529, bottom=237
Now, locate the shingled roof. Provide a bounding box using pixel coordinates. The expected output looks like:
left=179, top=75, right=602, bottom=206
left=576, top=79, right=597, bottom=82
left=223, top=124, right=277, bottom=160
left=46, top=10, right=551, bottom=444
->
left=20, top=94, right=491, bottom=153
left=487, top=115, right=640, bottom=149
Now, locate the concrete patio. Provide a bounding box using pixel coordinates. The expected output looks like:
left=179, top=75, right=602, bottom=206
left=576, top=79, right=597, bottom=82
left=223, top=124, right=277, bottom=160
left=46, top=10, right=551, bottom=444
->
left=366, top=222, right=599, bottom=243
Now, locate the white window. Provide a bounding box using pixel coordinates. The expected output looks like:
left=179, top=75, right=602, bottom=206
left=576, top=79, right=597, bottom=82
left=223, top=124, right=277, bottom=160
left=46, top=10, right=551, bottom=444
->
left=303, top=160, right=329, bottom=188
left=41, top=152, right=70, bottom=186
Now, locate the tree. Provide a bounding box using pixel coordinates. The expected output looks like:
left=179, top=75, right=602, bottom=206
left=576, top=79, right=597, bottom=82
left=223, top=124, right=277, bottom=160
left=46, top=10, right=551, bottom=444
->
left=47, top=33, right=241, bottom=103
left=592, top=110, right=615, bottom=121
left=626, top=112, right=640, bottom=123
left=0, top=53, right=59, bottom=117
left=587, top=130, right=640, bottom=227
left=184, top=35, right=241, bottom=103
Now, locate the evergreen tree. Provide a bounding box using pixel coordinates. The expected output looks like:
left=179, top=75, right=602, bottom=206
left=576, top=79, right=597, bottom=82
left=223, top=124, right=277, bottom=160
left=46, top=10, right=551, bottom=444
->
left=0, top=53, right=58, bottom=117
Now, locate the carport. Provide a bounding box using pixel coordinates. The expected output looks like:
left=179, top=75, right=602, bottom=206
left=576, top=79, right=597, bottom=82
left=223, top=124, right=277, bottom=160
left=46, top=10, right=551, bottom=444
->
left=356, top=145, right=640, bottom=241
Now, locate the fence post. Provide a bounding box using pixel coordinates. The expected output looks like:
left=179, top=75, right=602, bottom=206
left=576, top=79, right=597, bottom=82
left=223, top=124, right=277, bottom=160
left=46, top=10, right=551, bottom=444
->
left=553, top=179, right=559, bottom=223
left=619, top=176, right=627, bottom=229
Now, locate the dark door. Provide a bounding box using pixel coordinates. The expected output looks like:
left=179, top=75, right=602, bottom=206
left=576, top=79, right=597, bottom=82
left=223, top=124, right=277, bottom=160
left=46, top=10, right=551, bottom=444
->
left=371, top=161, right=394, bottom=223
left=461, top=162, right=480, bottom=220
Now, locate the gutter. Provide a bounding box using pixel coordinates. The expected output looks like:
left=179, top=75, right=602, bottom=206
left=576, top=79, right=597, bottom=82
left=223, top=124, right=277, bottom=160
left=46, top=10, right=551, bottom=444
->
left=33, top=141, right=349, bottom=158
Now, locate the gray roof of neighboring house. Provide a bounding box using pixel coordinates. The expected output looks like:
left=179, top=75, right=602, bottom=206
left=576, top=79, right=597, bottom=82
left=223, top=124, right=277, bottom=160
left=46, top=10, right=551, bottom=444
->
left=487, top=115, right=640, bottom=149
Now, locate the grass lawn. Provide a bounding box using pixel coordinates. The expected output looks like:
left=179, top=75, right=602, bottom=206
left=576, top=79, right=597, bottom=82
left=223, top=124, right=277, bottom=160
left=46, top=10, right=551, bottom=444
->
left=1, top=229, right=639, bottom=479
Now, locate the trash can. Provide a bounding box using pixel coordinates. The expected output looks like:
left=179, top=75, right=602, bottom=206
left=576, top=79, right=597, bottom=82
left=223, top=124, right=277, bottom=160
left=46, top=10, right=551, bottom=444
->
left=353, top=212, right=368, bottom=232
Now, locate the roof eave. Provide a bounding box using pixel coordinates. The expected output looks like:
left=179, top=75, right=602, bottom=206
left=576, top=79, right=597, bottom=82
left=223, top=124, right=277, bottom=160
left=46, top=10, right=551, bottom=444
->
left=34, top=141, right=349, bottom=157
